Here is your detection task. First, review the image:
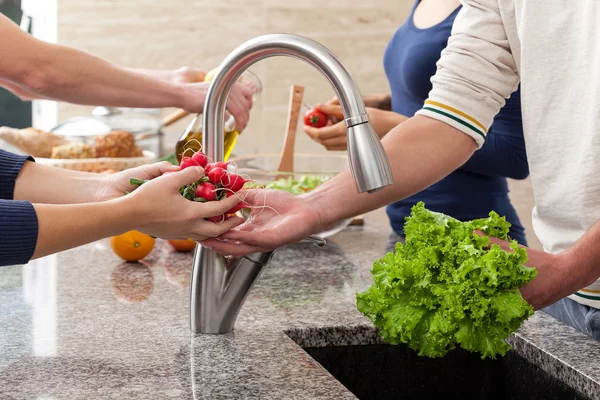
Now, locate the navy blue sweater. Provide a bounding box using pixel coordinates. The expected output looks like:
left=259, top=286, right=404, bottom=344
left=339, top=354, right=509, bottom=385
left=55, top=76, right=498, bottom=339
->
left=383, top=1, right=528, bottom=244
left=0, top=150, right=38, bottom=266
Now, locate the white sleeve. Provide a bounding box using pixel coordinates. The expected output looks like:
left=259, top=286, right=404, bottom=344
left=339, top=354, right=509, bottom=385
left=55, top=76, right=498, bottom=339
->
left=416, top=0, right=520, bottom=148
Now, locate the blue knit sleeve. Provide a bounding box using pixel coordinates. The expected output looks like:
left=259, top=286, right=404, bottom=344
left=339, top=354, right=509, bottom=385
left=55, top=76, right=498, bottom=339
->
left=0, top=149, right=38, bottom=266
left=0, top=149, right=33, bottom=200
left=0, top=200, right=39, bottom=266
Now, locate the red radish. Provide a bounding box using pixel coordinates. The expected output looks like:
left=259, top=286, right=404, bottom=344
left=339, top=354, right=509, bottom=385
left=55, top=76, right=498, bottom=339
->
left=226, top=201, right=248, bottom=215
left=180, top=157, right=200, bottom=170
left=223, top=174, right=250, bottom=192
left=195, top=182, right=217, bottom=201
left=206, top=215, right=226, bottom=223
left=206, top=161, right=228, bottom=172
left=191, top=151, right=208, bottom=168
left=207, top=167, right=227, bottom=184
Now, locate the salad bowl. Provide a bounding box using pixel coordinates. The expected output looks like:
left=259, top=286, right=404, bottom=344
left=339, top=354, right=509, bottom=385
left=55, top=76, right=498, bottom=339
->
left=229, top=153, right=354, bottom=238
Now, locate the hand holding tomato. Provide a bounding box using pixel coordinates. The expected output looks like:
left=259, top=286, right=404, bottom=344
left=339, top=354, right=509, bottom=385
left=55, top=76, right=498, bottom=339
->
left=304, top=107, right=329, bottom=128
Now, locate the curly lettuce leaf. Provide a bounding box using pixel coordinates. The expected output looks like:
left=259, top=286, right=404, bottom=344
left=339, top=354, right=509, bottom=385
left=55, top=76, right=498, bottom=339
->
left=357, top=202, right=537, bottom=359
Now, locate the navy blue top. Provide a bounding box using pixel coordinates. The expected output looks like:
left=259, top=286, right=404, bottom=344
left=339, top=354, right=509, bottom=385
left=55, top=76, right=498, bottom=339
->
left=0, top=150, right=38, bottom=266
left=383, top=1, right=528, bottom=244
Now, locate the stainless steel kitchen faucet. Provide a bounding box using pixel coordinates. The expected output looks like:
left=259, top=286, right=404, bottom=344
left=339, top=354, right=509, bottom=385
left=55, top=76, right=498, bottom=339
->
left=190, top=34, right=394, bottom=334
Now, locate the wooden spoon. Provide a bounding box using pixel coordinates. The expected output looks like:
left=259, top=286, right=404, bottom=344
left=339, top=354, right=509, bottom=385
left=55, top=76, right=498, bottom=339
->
left=276, top=84, right=304, bottom=178
left=161, top=109, right=190, bottom=127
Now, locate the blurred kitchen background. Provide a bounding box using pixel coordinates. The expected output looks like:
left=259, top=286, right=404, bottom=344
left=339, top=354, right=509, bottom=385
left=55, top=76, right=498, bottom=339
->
left=0, top=0, right=541, bottom=249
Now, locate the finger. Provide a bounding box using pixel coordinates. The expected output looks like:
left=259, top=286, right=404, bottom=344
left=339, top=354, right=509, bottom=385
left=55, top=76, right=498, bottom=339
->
left=198, top=193, right=243, bottom=217
left=149, top=161, right=180, bottom=176
left=474, top=230, right=514, bottom=251
left=230, top=189, right=266, bottom=207
left=326, top=96, right=340, bottom=106
left=162, top=166, right=205, bottom=188
left=320, top=136, right=348, bottom=149
left=324, top=144, right=348, bottom=151
left=192, top=216, right=244, bottom=239
left=202, top=238, right=271, bottom=257
left=304, top=124, right=346, bottom=141
left=316, top=104, right=344, bottom=119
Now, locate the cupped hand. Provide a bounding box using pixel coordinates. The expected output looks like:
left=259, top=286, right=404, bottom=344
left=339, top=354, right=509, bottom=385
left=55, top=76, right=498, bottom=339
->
left=304, top=104, right=388, bottom=151
left=181, top=82, right=253, bottom=133
left=124, top=167, right=243, bottom=242
left=225, top=82, right=254, bottom=133
left=304, top=103, right=346, bottom=150
left=201, top=189, right=323, bottom=257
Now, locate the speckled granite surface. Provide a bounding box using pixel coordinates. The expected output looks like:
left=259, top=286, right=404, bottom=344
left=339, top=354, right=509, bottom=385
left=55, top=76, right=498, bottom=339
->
left=1, top=213, right=600, bottom=399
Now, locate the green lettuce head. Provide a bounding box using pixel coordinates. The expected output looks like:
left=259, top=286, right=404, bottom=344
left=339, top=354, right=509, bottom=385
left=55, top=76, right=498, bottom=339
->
left=357, top=202, right=537, bottom=359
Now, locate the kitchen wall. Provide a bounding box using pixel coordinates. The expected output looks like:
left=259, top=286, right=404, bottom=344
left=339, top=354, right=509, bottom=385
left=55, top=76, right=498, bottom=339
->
left=55, top=0, right=413, bottom=155
left=53, top=0, right=541, bottom=249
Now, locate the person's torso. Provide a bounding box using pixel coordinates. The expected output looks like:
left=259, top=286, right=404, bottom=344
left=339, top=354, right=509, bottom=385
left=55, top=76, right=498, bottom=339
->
left=487, top=0, right=600, bottom=305
left=383, top=0, right=525, bottom=243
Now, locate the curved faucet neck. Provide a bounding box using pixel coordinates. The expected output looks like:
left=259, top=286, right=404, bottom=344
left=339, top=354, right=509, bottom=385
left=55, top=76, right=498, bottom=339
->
left=201, top=34, right=369, bottom=162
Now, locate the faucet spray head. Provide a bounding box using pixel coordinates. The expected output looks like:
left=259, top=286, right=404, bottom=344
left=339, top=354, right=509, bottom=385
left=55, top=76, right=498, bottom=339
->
left=346, top=122, right=394, bottom=193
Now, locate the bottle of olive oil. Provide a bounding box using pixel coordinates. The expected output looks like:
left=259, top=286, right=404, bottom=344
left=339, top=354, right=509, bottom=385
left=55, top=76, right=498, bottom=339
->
left=175, top=114, right=239, bottom=163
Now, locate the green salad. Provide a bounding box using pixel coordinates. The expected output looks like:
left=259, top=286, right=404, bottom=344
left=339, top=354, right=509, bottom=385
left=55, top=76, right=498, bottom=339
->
left=245, top=175, right=329, bottom=195
left=357, top=202, right=537, bottom=359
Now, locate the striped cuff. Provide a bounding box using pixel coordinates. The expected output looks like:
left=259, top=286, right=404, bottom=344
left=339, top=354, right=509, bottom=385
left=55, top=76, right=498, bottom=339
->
left=417, top=100, right=487, bottom=148
left=0, top=200, right=39, bottom=267
left=0, top=149, right=34, bottom=200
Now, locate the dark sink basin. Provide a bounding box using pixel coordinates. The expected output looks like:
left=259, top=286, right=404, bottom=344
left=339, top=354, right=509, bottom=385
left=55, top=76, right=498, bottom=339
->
left=303, top=344, right=588, bottom=400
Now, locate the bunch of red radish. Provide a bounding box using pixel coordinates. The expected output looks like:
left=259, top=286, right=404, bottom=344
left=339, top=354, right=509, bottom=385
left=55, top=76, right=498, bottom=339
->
left=180, top=151, right=251, bottom=223
left=130, top=150, right=251, bottom=223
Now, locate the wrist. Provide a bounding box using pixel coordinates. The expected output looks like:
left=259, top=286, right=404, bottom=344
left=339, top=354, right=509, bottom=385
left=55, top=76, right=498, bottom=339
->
left=109, top=195, right=140, bottom=234
left=562, top=247, right=600, bottom=290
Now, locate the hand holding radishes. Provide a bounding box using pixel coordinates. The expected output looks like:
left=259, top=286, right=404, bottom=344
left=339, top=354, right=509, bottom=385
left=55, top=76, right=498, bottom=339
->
left=125, top=166, right=243, bottom=242
left=128, top=150, right=251, bottom=228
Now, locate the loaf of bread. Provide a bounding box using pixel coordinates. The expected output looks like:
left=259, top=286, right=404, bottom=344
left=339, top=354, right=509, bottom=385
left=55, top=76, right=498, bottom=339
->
left=51, top=142, right=95, bottom=159
left=0, top=126, right=69, bottom=158
left=94, top=130, right=142, bottom=158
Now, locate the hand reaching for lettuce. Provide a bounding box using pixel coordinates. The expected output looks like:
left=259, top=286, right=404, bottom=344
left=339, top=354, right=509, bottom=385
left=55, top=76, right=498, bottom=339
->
left=357, top=202, right=537, bottom=359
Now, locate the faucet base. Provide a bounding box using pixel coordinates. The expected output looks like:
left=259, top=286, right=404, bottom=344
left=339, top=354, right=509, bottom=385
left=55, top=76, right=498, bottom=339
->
left=189, top=245, right=273, bottom=334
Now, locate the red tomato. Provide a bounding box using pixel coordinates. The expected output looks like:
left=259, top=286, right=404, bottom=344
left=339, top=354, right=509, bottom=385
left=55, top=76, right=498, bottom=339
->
left=304, top=108, right=328, bottom=128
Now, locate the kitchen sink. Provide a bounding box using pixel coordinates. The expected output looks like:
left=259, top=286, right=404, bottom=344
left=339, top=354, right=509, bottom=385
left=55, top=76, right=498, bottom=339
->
left=303, top=344, right=588, bottom=400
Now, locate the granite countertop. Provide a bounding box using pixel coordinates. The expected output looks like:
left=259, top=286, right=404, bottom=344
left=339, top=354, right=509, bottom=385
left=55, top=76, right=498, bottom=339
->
left=2, top=211, right=600, bottom=399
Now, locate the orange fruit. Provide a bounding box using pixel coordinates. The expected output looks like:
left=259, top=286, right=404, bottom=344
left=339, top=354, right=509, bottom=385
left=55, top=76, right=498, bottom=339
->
left=168, top=238, right=197, bottom=252
left=110, top=231, right=155, bottom=262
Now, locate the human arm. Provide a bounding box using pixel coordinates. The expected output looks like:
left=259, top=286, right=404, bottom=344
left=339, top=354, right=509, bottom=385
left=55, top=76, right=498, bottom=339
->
left=205, top=0, right=519, bottom=252
left=304, top=104, right=407, bottom=150
left=1, top=166, right=243, bottom=266
left=0, top=15, right=252, bottom=130
left=127, top=67, right=206, bottom=84
left=327, top=93, right=392, bottom=111
left=13, top=158, right=179, bottom=204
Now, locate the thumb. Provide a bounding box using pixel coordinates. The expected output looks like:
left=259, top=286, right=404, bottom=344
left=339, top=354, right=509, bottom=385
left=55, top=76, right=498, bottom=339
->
left=316, top=104, right=343, bottom=119
left=162, top=166, right=205, bottom=188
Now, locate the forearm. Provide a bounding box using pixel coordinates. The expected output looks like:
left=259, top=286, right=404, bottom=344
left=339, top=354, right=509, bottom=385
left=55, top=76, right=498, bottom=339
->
left=371, top=108, right=408, bottom=137
left=374, top=93, right=392, bottom=111
left=563, top=223, right=600, bottom=289
left=0, top=15, right=187, bottom=109
left=127, top=68, right=177, bottom=81
left=24, top=46, right=185, bottom=109
left=32, top=198, right=131, bottom=259
left=14, top=160, right=105, bottom=204
left=306, top=115, right=477, bottom=227
left=0, top=78, right=48, bottom=101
